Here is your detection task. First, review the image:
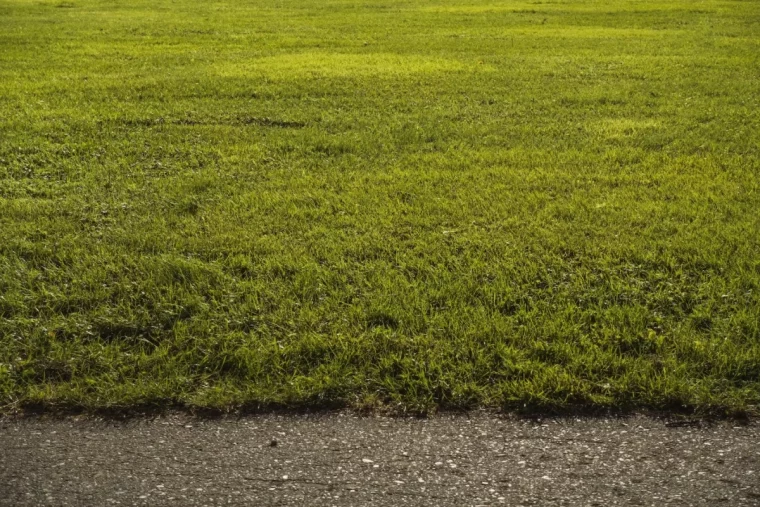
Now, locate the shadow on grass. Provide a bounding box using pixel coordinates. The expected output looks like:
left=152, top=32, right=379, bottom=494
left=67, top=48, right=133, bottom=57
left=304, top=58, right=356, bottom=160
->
left=6, top=399, right=754, bottom=425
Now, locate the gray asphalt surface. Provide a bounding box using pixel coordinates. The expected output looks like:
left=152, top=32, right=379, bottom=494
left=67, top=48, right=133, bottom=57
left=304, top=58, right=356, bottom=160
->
left=1, top=413, right=758, bottom=506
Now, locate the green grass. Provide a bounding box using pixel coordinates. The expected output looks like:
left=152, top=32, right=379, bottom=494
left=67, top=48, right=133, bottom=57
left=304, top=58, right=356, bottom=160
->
left=1, top=0, right=759, bottom=416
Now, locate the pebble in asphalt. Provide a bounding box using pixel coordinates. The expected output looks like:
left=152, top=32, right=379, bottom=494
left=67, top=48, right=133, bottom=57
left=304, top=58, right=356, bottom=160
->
left=1, top=413, right=758, bottom=506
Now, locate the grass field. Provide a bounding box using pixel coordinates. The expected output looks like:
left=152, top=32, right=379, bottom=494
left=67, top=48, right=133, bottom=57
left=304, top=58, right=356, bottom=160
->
left=1, top=0, right=759, bottom=415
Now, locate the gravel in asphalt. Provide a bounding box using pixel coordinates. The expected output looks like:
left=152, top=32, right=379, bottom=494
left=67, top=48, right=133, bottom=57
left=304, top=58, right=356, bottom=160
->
left=1, top=413, right=758, bottom=506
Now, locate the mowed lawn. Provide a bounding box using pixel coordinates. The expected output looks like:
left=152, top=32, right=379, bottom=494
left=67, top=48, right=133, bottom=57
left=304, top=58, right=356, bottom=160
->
left=1, top=0, right=759, bottom=415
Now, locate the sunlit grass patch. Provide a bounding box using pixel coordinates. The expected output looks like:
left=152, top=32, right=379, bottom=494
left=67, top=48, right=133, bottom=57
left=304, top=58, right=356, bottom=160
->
left=216, top=51, right=479, bottom=79
left=590, top=118, right=662, bottom=140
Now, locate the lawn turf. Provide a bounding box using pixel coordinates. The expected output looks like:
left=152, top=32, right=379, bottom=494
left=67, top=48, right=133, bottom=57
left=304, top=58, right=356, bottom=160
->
left=1, top=0, right=759, bottom=415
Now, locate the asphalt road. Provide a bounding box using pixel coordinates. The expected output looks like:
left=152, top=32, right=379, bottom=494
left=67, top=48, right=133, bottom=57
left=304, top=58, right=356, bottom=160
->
left=1, top=413, right=758, bottom=506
